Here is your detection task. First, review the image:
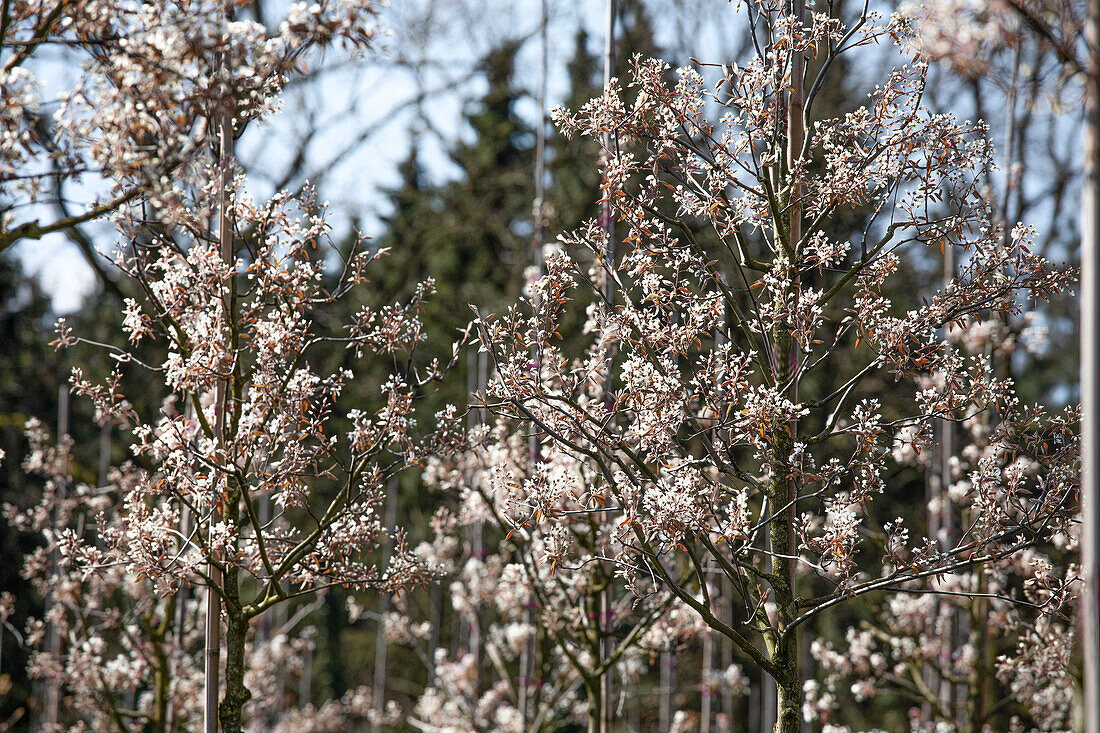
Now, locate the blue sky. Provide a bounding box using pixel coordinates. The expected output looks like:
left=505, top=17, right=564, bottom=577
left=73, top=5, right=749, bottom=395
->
left=14, top=0, right=749, bottom=312
left=13, top=0, right=1077, bottom=316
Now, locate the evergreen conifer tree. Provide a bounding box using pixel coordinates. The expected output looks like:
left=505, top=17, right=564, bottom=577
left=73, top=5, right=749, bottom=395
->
left=363, top=43, right=534, bottom=412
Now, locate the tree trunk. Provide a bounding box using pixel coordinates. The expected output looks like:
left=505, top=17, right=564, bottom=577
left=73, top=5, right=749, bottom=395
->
left=766, top=412, right=800, bottom=733
left=774, top=660, right=800, bottom=733
left=324, top=591, right=347, bottom=699
left=586, top=677, right=601, bottom=733
left=371, top=481, right=399, bottom=733
left=218, top=603, right=252, bottom=733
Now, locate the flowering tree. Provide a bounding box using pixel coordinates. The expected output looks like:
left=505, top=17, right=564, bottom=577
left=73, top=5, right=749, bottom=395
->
left=805, top=320, right=1077, bottom=732
left=41, top=174, right=462, bottom=731
left=0, top=0, right=471, bottom=729
left=901, top=0, right=1086, bottom=400
left=402, top=417, right=717, bottom=732
left=6, top=417, right=408, bottom=732
left=471, top=2, right=1078, bottom=730
left=0, top=0, right=380, bottom=254
left=2, top=0, right=1086, bottom=729
left=20, top=175, right=460, bottom=731
left=805, top=3, right=1086, bottom=729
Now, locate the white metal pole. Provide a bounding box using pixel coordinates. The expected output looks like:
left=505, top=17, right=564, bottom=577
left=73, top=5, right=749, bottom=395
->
left=371, top=479, right=399, bottom=733
left=600, top=3, right=616, bottom=730
left=205, top=19, right=234, bottom=730
left=44, top=385, right=69, bottom=728
left=659, top=644, right=673, bottom=732
left=701, top=585, right=714, bottom=733
left=1080, top=1, right=1100, bottom=730
left=521, top=0, right=549, bottom=723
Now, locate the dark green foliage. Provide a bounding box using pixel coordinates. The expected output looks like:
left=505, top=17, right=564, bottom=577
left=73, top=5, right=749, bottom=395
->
left=0, top=254, right=169, bottom=730
left=0, top=253, right=59, bottom=729
left=377, top=41, right=534, bottom=352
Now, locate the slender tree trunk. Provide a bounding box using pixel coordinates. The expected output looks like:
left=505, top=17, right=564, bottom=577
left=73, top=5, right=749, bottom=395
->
left=323, top=590, right=346, bottom=700
left=218, top=601, right=251, bottom=733
left=599, top=3, right=616, bottom=731
left=474, top=351, right=488, bottom=695
left=429, top=582, right=442, bottom=682
left=773, top=662, right=800, bottom=733
left=521, top=2, right=548, bottom=725
left=966, top=583, right=993, bottom=733
left=926, top=232, right=956, bottom=730
left=765, top=433, right=799, bottom=733
left=721, top=596, right=734, bottom=727
left=600, top=580, right=613, bottom=733
left=586, top=676, right=601, bottom=733
left=170, top=502, right=191, bottom=733
left=153, top=612, right=172, bottom=733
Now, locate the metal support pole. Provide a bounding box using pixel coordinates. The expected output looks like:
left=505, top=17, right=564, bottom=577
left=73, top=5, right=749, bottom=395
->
left=371, top=479, right=399, bottom=733
left=204, top=21, right=235, bottom=730
left=521, top=0, right=549, bottom=723
left=1080, top=1, right=1100, bottom=730
left=44, top=385, right=69, bottom=728
left=659, top=644, right=673, bottom=732
left=600, top=3, right=616, bottom=730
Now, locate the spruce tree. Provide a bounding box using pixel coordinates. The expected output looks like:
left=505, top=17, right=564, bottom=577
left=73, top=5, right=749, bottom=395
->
left=546, top=28, right=602, bottom=236
left=430, top=40, right=533, bottom=318
left=547, top=3, right=664, bottom=237
left=364, top=41, right=534, bottom=413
